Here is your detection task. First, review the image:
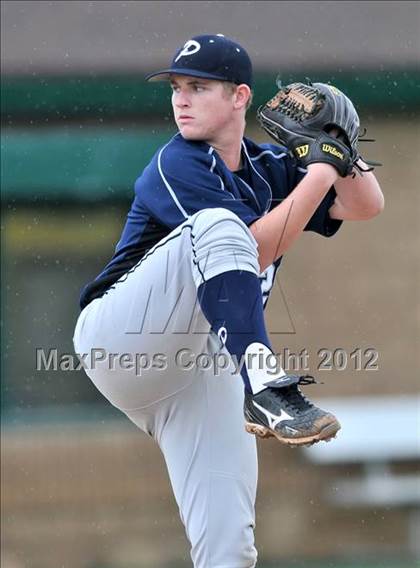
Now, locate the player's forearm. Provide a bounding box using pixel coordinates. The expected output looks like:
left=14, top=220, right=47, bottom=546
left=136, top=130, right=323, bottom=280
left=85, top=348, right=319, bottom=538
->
left=329, top=160, right=385, bottom=221
left=250, top=163, right=338, bottom=272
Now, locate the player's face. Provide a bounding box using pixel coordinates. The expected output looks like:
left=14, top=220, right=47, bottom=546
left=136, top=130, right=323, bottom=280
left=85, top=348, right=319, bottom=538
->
left=170, top=75, right=237, bottom=142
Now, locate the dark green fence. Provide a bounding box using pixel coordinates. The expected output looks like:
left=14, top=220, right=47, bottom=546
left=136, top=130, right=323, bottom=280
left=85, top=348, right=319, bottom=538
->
left=3, top=68, right=419, bottom=120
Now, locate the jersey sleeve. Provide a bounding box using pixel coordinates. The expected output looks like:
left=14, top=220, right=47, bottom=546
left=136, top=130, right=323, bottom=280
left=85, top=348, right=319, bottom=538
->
left=135, top=142, right=260, bottom=229
left=268, top=147, right=342, bottom=237
left=303, top=185, right=343, bottom=237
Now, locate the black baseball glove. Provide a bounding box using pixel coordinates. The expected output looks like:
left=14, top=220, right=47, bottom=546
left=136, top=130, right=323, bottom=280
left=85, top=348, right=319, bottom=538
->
left=257, top=81, right=378, bottom=177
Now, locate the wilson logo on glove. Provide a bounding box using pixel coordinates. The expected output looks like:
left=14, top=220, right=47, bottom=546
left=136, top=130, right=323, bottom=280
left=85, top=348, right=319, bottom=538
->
left=321, top=144, right=344, bottom=160
left=295, top=144, right=309, bottom=158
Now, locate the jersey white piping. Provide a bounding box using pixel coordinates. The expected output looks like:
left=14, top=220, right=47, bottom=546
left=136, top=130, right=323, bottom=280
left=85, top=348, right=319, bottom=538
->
left=211, top=156, right=226, bottom=191
left=250, top=145, right=307, bottom=175
left=236, top=176, right=260, bottom=209
left=158, top=143, right=189, bottom=219
left=242, top=141, right=273, bottom=214
left=210, top=156, right=216, bottom=173
left=250, top=150, right=287, bottom=161
left=208, top=145, right=228, bottom=193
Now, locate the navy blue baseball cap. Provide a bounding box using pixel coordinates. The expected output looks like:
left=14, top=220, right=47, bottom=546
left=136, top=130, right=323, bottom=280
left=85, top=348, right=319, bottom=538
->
left=145, top=34, right=253, bottom=88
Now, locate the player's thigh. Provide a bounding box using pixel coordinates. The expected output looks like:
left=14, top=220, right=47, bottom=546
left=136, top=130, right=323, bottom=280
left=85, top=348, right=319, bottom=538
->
left=73, top=221, right=210, bottom=412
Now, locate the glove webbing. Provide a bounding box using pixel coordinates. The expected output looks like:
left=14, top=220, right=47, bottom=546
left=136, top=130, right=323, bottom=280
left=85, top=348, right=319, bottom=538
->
left=267, top=84, right=324, bottom=121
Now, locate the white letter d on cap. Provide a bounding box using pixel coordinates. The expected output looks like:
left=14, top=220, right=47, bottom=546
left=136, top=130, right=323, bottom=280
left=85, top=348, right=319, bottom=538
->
left=174, top=40, right=201, bottom=62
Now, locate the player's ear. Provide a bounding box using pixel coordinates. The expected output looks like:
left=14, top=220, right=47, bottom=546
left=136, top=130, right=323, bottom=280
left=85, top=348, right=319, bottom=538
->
left=234, top=84, right=251, bottom=110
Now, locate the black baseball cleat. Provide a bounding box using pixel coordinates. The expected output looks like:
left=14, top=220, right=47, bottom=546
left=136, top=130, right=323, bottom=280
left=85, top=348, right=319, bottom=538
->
left=244, top=375, right=341, bottom=447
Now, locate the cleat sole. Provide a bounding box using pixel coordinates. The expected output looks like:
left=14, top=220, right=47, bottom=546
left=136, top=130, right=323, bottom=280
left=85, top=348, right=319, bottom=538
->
left=245, top=420, right=341, bottom=447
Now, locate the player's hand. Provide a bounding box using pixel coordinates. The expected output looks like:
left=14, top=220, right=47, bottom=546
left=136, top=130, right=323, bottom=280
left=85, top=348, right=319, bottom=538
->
left=293, top=130, right=354, bottom=177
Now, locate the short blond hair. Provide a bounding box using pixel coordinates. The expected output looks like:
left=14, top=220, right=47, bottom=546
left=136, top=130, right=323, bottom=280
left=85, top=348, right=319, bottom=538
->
left=222, top=82, right=254, bottom=111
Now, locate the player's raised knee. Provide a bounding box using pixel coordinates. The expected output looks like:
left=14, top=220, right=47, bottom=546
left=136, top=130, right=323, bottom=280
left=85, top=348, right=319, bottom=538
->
left=190, top=207, right=259, bottom=281
left=192, top=207, right=256, bottom=247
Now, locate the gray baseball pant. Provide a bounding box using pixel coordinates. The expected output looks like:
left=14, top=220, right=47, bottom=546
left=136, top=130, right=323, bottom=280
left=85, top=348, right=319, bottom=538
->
left=73, top=208, right=260, bottom=567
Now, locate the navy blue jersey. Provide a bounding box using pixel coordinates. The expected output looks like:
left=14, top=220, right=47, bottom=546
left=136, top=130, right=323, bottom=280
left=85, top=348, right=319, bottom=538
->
left=80, top=133, right=342, bottom=309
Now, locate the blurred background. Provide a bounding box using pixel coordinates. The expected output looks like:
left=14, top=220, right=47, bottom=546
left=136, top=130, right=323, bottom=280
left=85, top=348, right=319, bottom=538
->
left=1, top=2, right=419, bottom=567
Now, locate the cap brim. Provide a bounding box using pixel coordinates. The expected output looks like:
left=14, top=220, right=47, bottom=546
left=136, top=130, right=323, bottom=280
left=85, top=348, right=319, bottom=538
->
left=145, top=68, right=229, bottom=82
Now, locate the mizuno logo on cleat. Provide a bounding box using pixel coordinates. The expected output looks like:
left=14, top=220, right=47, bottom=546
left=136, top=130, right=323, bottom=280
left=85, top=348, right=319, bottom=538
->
left=284, top=426, right=298, bottom=435
left=269, top=377, right=290, bottom=385
left=252, top=401, right=294, bottom=429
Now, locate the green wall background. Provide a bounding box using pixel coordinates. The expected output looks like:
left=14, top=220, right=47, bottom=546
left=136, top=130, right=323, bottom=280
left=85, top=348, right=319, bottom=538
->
left=2, top=69, right=419, bottom=199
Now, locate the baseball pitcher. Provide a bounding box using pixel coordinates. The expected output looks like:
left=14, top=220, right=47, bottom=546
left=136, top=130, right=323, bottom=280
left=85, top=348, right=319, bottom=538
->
left=73, top=34, right=384, bottom=567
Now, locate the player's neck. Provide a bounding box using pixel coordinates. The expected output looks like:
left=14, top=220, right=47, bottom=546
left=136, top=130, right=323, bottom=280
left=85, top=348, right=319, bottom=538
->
left=207, top=116, right=246, bottom=172
left=209, top=122, right=245, bottom=171
left=214, top=144, right=243, bottom=171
